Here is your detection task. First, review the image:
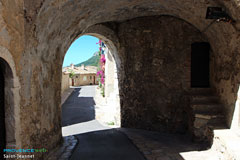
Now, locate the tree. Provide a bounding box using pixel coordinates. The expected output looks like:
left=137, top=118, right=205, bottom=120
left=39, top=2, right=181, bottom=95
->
left=69, top=70, right=75, bottom=78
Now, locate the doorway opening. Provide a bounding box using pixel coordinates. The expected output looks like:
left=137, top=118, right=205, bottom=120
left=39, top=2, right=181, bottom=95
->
left=191, top=42, right=210, bottom=88
left=61, top=35, right=120, bottom=137
left=0, top=57, right=16, bottom=153
left=0, top=63, right=6, bottom=157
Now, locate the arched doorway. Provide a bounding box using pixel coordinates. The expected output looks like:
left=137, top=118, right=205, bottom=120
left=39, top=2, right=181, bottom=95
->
left=0, top=57, right=16, bottom=155
left=61, top=35, right=121, bottom=136
left=0, top=62, right=6, bottom=157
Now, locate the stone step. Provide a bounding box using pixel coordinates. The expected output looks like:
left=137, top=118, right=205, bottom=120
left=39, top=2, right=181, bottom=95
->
left=189, top=88, right=213, bottom=95
left=191, top=104, right=223, bottom=113
left=208, top=120, right=228, bottom=129
left=189, top=88, right=227, bottom=143
left=194, top=113, right=225, bottom=129
left=194, top=117, right=209, bottom=129
left=191, top=95, right=219, bottom=104
left=194, top=117, right=225, bottom=129
left=195, top=112, right=224, bottom=120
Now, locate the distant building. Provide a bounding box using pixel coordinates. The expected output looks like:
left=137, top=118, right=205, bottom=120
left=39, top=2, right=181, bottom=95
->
left=62, top=64, right=98, bottom=86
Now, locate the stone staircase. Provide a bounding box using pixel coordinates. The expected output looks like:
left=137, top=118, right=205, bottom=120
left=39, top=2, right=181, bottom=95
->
left=190, top=88, right=228, bottom=145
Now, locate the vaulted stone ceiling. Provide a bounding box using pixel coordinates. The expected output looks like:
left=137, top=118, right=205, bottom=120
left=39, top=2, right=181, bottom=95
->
left=33, top=0, right=240, bottom=30
left=22, top=1, right=240, bottom=127
left=21, top=0, right=240, bottom=62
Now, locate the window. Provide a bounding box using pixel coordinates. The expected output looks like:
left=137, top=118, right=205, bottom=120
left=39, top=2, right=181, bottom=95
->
left=90, top=76, right=92, bottom=80
left=83, top=76, right=87, bottom=81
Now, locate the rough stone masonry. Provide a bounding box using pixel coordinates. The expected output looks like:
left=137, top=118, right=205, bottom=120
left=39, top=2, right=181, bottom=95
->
left=0, top=0, right=240, bottom=159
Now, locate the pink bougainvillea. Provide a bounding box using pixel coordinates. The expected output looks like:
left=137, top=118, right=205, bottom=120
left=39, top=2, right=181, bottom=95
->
left=96, top=39, right=106, bottom=96
left=100, top=54, right=106, bottom=63
left=96, top=40, right=102, bottom=45
left=101, top=77, right=105, bottom=84
left=97, top=70, right=104, bottom=77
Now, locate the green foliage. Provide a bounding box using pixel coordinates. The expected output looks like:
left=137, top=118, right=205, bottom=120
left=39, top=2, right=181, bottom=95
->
left=69, top=70, right=75, bottom=78
left=76, top=52, right=100, bottom=67
left=107, top=121, right=115, bottom=125
left=101, top=87, right=105, bottom=97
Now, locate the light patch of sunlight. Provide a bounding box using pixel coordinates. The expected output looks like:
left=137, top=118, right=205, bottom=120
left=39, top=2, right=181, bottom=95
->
left=95, top=103, right=119, bottom=125
left=180, top=150, right=220, bottom=160
left=231, top=85, right=240, bottom=130
left=214, top=129, right=240, bottom=158
left=70, top=86, right=81, bottom=88
left=62, top=120, right=110, bottom=137
left=78, top=85, right=97, bottom=97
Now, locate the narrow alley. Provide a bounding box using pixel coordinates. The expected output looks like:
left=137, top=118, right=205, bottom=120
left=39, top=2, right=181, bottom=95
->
left=59, top=86, right=225, bottom=160
left=61, top=86, right=146, bottom=160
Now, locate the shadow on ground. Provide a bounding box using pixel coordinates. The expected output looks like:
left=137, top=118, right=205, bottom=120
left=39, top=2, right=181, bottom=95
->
left=62, top=88, right=96, bottom=127
left=119, top=128, right=221, bottom=160
left=70, top=129, right=146, bottom=160
left=61, top=87, right=146, bottom=160
left=61, top=87, right=216, bottom=160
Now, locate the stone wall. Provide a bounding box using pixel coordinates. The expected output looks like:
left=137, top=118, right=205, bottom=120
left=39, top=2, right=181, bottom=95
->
left=61, top=73, right=70, bottom=93
left=105, top=48, right=121, bottom=126
left=0, top=0, right=239, bottom=158
left=117, top=16, right=206, bottom=133
left=95, top=46, right=121, bottom=126
left=210, top=30, right=240, bottom=129
left=105, top=48, right=115, bottom=99
left=73, top=73, right=97, bottom=86
left=206, top=16, right=240, bottom=129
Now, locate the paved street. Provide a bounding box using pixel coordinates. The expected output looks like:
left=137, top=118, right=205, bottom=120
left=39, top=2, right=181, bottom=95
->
left=62, top=86, right=96, bottom=127
left=60, top=86, right=226, bottom=160
left=61, top=86, right=146, bottom=160
left=119, top=128, right=216, bottom=160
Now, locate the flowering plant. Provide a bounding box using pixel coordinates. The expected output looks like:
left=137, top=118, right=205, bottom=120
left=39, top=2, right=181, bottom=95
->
left=100, top=54, right=106, bottom=63
left=96, top=40, right=106, bottom=97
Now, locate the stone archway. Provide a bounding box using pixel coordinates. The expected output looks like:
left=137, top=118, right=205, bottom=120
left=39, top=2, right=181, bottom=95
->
left=0, top=46, right=21, bottom=152
left=0, top=57, right=16, bottom=153
left=61, top=31, right=121, bottom=128
left=30, top=14, right=212, bottom=153
left=0, top=60, right=6, bottom=157
left=15, top=0, right=240, bottom=157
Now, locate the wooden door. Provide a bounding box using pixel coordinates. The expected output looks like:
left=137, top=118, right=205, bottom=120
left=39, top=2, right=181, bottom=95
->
left=72, top=78, right=74, bottom=86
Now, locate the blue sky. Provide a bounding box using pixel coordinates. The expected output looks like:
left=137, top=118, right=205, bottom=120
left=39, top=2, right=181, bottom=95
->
left=63, top=35, right=99, bottom=67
